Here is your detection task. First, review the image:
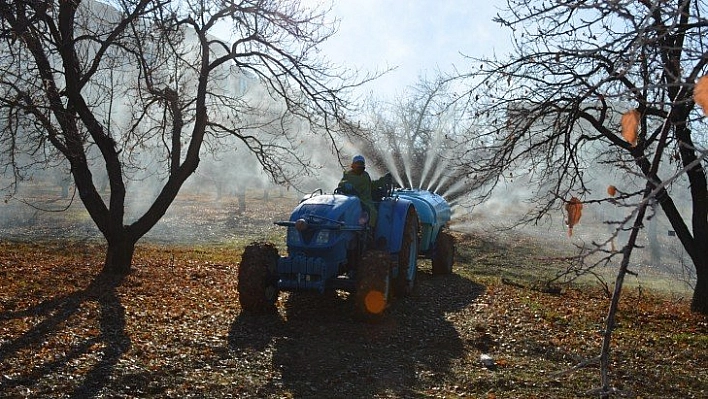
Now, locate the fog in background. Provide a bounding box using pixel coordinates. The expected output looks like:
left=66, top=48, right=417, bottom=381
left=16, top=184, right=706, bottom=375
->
left=0, top=0, right=695, bottom=291
left=0, top=108, right=695, bottom=292
left=451, top=101, right=695, bottom=290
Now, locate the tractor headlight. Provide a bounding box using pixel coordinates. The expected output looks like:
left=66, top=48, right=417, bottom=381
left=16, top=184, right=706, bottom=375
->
left=288, top=227, right=302, bottom=245
left=315, top=230, right=331, bottom=245
left=295, top=218, right=308, bottom=231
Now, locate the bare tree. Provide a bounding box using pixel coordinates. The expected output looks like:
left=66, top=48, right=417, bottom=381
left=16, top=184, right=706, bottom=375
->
left=449, top=1, right=708, bottom=315
left=348, top=76, right=474, bottom=204
left=447, top=0, right=708, bottom=395
left=0, top=0, right=358, bottom=273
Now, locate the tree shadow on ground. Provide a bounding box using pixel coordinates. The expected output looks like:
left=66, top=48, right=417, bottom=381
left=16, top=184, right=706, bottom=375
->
left=229, top=269, right=485, bottom=398
left=0, top=271, right=129, bottom=398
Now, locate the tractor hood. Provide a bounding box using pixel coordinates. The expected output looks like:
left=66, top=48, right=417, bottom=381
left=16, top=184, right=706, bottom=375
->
left=281, top=193, right=365, bottom=229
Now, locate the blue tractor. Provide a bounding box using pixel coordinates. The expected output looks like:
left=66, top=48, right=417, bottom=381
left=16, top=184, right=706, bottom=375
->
left=237, top=183, right=454, bottom=321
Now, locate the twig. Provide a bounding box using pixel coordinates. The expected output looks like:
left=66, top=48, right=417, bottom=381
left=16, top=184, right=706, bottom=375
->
left=549, top=356, right=600, bottom=378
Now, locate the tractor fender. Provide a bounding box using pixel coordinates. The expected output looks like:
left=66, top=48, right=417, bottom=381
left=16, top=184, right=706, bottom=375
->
left=375, top=197, right=415, bottom=254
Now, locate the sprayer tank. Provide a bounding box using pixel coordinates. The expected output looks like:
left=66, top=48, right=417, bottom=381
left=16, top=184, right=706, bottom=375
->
left=394, top=189, right=451, bottom=252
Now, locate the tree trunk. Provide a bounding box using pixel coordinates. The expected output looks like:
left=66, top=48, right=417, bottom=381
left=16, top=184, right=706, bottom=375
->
left=237, top=189, right=246, bottom=214
left=103, top=235, right=136, bottom=275
left=692, top=260, right=708, bottom=314
left=60, top=178, right=71, bottom=198
left=647, top=215, right=661, bottom=267
left=600, top=186, right=651, bottom=397
left=636, top=144, right=708, bottom=316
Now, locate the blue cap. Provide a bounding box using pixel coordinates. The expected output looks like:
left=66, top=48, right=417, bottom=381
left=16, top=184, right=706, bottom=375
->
left=352, top=155, right=365, bottom=165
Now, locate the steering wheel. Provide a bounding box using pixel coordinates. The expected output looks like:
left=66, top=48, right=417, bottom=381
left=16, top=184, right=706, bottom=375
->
left=335, top=183, right=358, bottom=196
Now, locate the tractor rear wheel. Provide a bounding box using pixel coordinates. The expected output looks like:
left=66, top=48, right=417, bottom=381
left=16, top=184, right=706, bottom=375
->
left=432, top=230, right=455, bottom=275
left=354, top=250, right=392, bottom=322
left=395, top=208, right=419, bottom=296
left=238, top=242, right=280, bottom=313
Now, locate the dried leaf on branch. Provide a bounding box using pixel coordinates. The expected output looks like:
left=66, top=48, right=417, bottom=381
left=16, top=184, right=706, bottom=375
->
left=694, top=75, right=708, bottom=114
left=565, top=196, right=583, bottom=237
left=620, top=109, right=640, bottom=147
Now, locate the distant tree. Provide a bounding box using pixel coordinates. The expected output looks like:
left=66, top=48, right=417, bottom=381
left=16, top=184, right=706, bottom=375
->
left=351, top=77, right=473, bottom=204
left=0, top=0, right=358, bottom=273
left=450, top=1, right=708, bottom=314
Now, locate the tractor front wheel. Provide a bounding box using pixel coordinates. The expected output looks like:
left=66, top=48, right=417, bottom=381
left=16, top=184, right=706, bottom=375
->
left=238, top=242, right=280, bottom=314
left=354, top=250, right=392, bottom=322
left=431, top=230, right=455, bottom=275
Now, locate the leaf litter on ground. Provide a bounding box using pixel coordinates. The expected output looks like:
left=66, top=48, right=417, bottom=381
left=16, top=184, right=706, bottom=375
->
left=0, top=193, right=706, bottom=398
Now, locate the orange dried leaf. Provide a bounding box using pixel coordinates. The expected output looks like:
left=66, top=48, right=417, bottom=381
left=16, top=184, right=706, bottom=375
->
left=565, top=196, right=583, bottom=237
left=621, top=109, right=640, bottom=147
left=694, top=75, right=708, bottom=114
left=607, top=185, right=617, bottom=197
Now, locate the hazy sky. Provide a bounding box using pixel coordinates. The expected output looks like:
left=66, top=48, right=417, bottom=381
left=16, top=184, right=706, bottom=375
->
left=316, top=0, right=512, bottom=99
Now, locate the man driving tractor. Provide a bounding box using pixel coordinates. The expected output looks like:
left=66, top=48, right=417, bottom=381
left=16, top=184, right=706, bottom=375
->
left=337, top=154, right=392, bottom=228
